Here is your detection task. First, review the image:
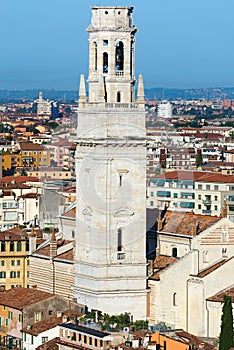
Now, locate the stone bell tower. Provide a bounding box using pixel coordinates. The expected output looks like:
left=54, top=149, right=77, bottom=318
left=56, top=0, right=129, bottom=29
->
left=74, top=6, right=148, bottom=319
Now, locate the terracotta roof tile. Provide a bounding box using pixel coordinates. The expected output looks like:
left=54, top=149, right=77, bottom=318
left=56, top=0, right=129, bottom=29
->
left=56, top=249, right=74, bottom=261
left=153, top=170, right=234, bottom=183
left=62, top=208, right=76, bottom=219
left=194, top=257, right=233, bottom=278
left=0, top=227, right=28, bottom=241
left=19, top=142, right=45, bottom=151
left=36, top=240, right=73, bottom=258
left=207, top=286, right=234, bottom=302
left=0, top=287, right=53, bottom=310
left=175, top=331, right=215, bottom=349
left=159, top=211, right=220, bottom=236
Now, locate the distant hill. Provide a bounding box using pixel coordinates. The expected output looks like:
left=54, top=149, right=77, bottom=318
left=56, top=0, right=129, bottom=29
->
left=145, top=87, right=234, bottom=100
left=1, top=87, right=234, bottom=103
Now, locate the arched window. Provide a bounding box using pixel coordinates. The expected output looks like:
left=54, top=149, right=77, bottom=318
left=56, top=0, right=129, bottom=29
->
left=172, top=247, right=177, bottom=258
left=17, top=241, right=22, bottom=252
left=94, top=42, right=97, bottom=71
left=10, top=241, right=14, bottom=252
left=1, top=241, right=6, bottom=252
left=173, top=292, right=177, bottom=306
left=115, top=41, right=124, bottom=71
left=117, top=228, right=122, bottom=252
left=117, top=91, right=121, bottom=103
left=103, top=52, right=108, bottom=73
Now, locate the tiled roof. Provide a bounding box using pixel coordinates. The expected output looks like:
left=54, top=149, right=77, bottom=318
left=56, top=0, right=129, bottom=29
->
left=0, top=227, right=29, bottom=241
left=36, top=240, right=73, bottom=258
left=62, top=207, right=76, bottom=219
left=150, top=255, right=177, bottom=281
left=153, top=170, right=234, bottom=183
left=56, top=249, right=74, bottom=261
left=207, top=286, right=234, bottom=303
left=0, top=287, right=52, bottom=310
left=0, top=183, right=31, bottom=190
left=194, top=257, right=233, bottom=278
left=19, top=142, right=45, bottom=151
left=1, top=176, right=39, bottom=183
left=22, top=311, right=82, bottom=336
left=19, top=193, right=41, bottom=199
left=175, top=331, right=215, bottom=349
left=36, top=337, right=59, bottom=350
left=159, top=211, right=220, bottom=236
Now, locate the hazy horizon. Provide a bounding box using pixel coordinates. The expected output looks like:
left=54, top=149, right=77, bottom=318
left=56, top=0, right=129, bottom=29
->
left=1, top=0, right=234, bottom=90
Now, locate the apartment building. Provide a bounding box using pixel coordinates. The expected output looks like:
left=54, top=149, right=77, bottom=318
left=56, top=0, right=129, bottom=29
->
left=148, top=170, right=234, bottom=220
left=0, top=228, right=30, bottom=290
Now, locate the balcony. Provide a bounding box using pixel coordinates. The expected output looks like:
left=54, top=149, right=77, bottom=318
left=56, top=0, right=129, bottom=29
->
left=202, top=209, right=212, bottom=214
left=157, top=191, right=171, bottom=198
left=203, top=199, right=212, bottom=205
left=115, top=70, right=124, bottom=77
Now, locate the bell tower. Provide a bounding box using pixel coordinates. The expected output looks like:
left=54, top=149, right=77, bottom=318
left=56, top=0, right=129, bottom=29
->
left=75, top=6, right=148, bottom=319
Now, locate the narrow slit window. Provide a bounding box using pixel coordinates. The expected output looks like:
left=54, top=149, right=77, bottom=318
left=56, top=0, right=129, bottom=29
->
left=117, top=228, right=122, bottom=252
left=119, top=174, right=122, bottom=186
left=94, top=42, right=97, bottom=71
left=103, top=52, right=108, bottom=73
left=117, top=91, right=121, bottom=103
left=115, top=41, right=124, bottom=71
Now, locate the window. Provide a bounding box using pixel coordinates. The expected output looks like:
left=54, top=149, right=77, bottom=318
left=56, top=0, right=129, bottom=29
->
left=103, top=40, right=108, bottom=46
left=173, top=292, right=177, bottom=306
left=198, top=195, right=201, bottom=200
left=89, top=337, right=92, bottom=345
left=115, top=41, right=124, bottom=71
left=198, top=185, right=202, bottom=190
left=117, top=228, right=122, bottom=252
left=117, top=91, right=121, bottom=102
left=31, top=336, right=34, bottom=345
left=1, top=242, right=6, bottom=252
left=10, top=271, right=16, bottom=278
left=42, top=337, right=48, bottom=344
left=84, top=335, right=87, bottom=344
left=79, top=334, right=82, bottom=342
left=26, top=241, right=29, bottom=251
left=17, top=260, right=20, bottom=266
left=206, top=185, right=210, bottom=190
left=1, top=261, right=4, bottom=266
left=214, top=205, right=218, bottom=210
left=34, top=312, right=41, bottom=322
left=172, top=247, right=177, bottom=258
left=173, top=193, right=178, bottom=198
left=150, top=201, right=154, bottom=206
left=8, top=311, right=13, bottom=320
left=17, top=271, right=20, bottom=278
left=27, top=271, right=29, bottom=278
left=203, top=250, right=208, bottom=263
left=198, top=204, right=201, bottom=209
left=27, top=260, right=30, bottom=266
left=10, top=242, right=14, bottom=252
left=11, top=260, right=15, bottom=266
left=222, top=248, right=227, bottom=257
left=103, top=52, right=108, bottom=73
left=5, top=318, right=8, bottom=326
left=95, top=339, right=98, bottom=347
left=15, top=239, right=22, bottom=250
left=215, top=196, right=218, bottom=201
left=0, top=272, right=6, bottom=278
left=19, top=314, right=22, bottom=322
left=214, top=185, right=219, bottom=191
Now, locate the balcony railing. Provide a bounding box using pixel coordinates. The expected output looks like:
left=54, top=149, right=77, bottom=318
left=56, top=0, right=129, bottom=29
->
left=202, top=209, right=212, bottom=214
left=115, top=70, right=124, bottom=77
left=203, top=199, right=212, bottom=205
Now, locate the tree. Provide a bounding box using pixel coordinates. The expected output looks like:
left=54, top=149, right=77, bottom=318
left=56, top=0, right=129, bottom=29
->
left=219, top=294, right=234, bottom=350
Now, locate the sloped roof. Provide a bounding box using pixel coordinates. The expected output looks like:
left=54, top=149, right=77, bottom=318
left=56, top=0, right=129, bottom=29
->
left=150, top=255, right=177, bottom=281
left=0, top=227, right=28, bottom=241
left=0, top=287, right=53, bottom=310
left=194, top=257, right=234, bottom=278
left=207, top=286, right=234, bottom=303
left=159, top=211, right=220, bottom=236
left=153, top=170, right=234, bottom=183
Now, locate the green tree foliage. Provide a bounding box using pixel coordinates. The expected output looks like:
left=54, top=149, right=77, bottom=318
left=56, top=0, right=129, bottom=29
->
left=219, top=295, right=234, bottom=350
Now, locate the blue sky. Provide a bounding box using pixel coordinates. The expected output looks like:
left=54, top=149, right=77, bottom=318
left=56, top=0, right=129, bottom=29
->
left=0, top=0, right=234, bottom=89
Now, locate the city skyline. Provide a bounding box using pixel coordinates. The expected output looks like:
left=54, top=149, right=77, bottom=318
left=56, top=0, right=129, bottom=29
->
left=1, top=0, right=234, bottom=90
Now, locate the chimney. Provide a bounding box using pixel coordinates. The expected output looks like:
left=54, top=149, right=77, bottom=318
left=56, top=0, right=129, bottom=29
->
left=29, top=226, right=37, bottom=254
left=221, top=200, right=227, bottom=218
left=50, top=227, right=57, bottom=259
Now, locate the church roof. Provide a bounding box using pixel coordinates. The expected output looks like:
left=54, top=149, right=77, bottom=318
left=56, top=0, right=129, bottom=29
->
left=207, top=285, right=234, bottom=303
left=159, top=211, right=220, bottom=236
left=194, top=257, right=234, bottom=278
